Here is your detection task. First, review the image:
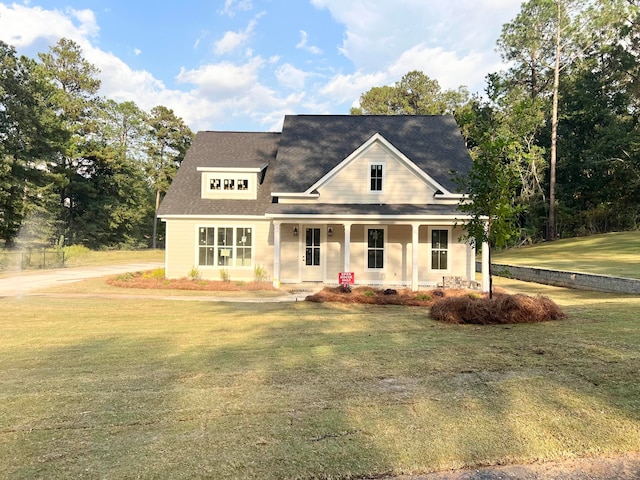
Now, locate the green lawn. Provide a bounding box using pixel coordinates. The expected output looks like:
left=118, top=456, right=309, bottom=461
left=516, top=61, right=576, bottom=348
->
left=1, top=283, right=640, bottom=479
left=492, top=231, right=640, bottom=279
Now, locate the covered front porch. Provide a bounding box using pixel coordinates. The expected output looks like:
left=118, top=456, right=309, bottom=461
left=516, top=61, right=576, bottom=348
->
left=270, top=219, right=490, bottom=292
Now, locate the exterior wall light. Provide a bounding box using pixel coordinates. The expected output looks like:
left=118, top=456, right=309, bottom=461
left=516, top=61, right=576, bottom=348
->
left=327, top=227, right=333, bottom=236
left=293, top=226, right=298, bottom=236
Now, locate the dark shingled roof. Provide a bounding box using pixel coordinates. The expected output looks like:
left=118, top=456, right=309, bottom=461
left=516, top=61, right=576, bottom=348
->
left=271, top=114, right=472, bottom=194
left=157, top=131, right=280, bottom=216
left=158, top=115, right=472, bottom=217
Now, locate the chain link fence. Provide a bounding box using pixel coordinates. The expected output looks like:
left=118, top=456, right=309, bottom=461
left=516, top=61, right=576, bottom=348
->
left=0, top=249, right=66, bottom=271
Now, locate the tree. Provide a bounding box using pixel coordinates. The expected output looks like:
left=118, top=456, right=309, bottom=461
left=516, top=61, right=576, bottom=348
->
left=145, top=106, right=193, bottom=249
left=454, top=134, right=523, bottom=298
left=498, top=0, right=633, bottom=240
left=37, top=38, right=102, bottom=244
left=351, top=70, right=470, bottom=116
left=0, top=41, right=65, bottom=247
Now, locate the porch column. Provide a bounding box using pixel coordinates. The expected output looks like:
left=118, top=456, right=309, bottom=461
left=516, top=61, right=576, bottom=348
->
left=343, top=223, right=352, bottom=273
left=481, top=239, right=490, bottom=293
left=466, top=242, right=476, bottom=283
left=273, top=221, right=281, bottom=288
left=411, top=223, right=420, bottom=291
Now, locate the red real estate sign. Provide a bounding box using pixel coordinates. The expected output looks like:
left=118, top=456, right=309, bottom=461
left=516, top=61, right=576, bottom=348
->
left=338, top=272, right=354, bottom=285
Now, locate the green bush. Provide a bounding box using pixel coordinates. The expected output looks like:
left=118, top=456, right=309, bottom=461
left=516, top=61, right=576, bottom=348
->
left=220, top=269, right=230, bottom=282
left=254, top=265, right=268, bottom=282
left=187, top=266, right=201, bottom=281
left=63, top=245, right=91, bottom=261
left=143, top=268, right=165, bottom=281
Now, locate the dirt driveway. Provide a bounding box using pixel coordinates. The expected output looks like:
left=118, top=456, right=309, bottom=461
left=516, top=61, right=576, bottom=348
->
left=0, top=262, right=162, bottom=297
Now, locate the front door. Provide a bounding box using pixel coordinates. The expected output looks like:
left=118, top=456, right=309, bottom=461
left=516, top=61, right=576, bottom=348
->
left=302, top=226, right=322, bottom=281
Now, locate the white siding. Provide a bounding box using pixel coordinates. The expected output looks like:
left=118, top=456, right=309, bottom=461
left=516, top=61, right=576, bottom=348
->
left=164, top=218, right=273, bottom=281
left=317, top=141, right=438, bottom=204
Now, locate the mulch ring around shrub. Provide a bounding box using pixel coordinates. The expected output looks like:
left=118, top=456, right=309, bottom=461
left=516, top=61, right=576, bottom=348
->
left=306, top=286, right=565, bottom=324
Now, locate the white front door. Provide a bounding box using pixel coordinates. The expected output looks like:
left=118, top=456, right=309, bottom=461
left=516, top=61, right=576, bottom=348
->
left=302, top=226, right=323, bottom=281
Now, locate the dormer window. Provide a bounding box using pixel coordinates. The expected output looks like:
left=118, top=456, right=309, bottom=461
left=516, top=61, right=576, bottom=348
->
left=370, top=163, right=384, bottom=192
left=200, top=170, right=257, bottom=200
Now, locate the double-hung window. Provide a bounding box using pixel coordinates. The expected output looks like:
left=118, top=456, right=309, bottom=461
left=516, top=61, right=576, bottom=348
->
left=198, top=226, right=253, bottom=267
left=370, top=164, right=384, bottom=192
left=430, top=229, right=449, bottom=270
left=367, top=228, right=385, bottom=269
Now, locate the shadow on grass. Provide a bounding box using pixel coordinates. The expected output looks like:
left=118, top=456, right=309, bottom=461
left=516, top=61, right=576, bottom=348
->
left=2, top=299, right=640, bottom=478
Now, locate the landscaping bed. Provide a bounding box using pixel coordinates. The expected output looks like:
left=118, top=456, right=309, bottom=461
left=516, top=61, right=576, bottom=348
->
left=107, top=269, right=277, bottom=291
left=306, top=285, right=565, bottom=324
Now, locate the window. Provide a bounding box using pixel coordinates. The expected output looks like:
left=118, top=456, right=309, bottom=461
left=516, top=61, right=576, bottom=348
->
left=198, top=226, right=253, bottom=267
left=431, top=229, right=449, bottom=270
left=223, top=179, right=235, bottom=190
left=217, top=227, right=233, bottom=266
left=237, top=179, right=249, bottom=191
left=198, top=227, right=216, bottom=265
left=210, top=178, right=221, bottom=190
left=370, top=164, right=383, bottom=191
left=236, top=227, right=252, bottom=266
left=367, top=228, right=384, bottom=269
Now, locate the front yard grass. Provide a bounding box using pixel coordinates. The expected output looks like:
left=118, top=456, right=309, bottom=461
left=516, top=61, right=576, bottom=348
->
left=492, top=231, right=640, bottom=279
left=1, top=282, right=639, bottom=479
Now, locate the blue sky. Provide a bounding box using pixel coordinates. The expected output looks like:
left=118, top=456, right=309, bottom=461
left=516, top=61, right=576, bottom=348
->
left=0, top=0, right=522, bottom=132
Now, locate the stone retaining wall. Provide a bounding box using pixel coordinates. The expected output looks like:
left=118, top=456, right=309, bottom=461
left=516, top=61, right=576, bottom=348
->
left=476, top=262, right=640, bottom=295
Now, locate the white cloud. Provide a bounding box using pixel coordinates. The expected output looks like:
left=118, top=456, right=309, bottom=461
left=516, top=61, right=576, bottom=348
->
left=275, top=63, right=309, bottom=91
left=219, top=0, right=253, bottom=17
left=176, top=57, right=265, bottom=99
left=296, top=30, right=322, bottom=55
left=0, top=3, right=98, bottom=47
left=310, top=0, right=521, bottom=93
left=214, top=13, right=263, bottom=55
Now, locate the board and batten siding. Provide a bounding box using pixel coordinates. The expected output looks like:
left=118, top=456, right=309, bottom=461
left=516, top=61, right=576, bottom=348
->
left=164, top=218, right=273, bottom=281
left=317, top=141, right=438, bottom=204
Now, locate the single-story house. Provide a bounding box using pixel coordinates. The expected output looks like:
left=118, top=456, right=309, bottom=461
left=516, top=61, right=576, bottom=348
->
left=157, top=115, right=490, bottom=291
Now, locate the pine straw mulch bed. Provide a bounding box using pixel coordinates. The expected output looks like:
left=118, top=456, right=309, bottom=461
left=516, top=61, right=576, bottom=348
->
left=106, top=271, right=278, bottom=292
left=306, top=286, right=566, bottom=325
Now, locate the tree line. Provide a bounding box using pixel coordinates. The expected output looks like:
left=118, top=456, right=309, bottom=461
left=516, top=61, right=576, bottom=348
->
left=354, top=0, right=640, bottom=245
left=0, top=38, right=193, bottom=250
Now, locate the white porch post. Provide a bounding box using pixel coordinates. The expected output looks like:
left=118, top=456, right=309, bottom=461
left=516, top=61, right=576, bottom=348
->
left=466, top=242, right=476, bottom=283
left=481, top=239, right=490, bottom=293
left=273, top=221, right=281, bottom=288
left=343, top=223, right=352, bottom=273
left=411, top=223, right=420, bottom=291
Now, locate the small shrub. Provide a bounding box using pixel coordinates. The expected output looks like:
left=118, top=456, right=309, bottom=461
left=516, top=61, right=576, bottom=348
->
left=187, top=266, right=201, bottom=281
left=143, top=268, right=165, bottom=281
left=363, top=290, right=375, bottom=297
left=220, top=268, right=230, bottom=282
left=254, top=265, right=268, bottom=282
left=116, top=272, right=135, bottom=281
left=235, top=281, right=246, bottom=286
left=468, top=292, right=482, bottom=299
left=416, top=293, right=432, bottom=301
left=63, top=245, right=90, bottom=261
